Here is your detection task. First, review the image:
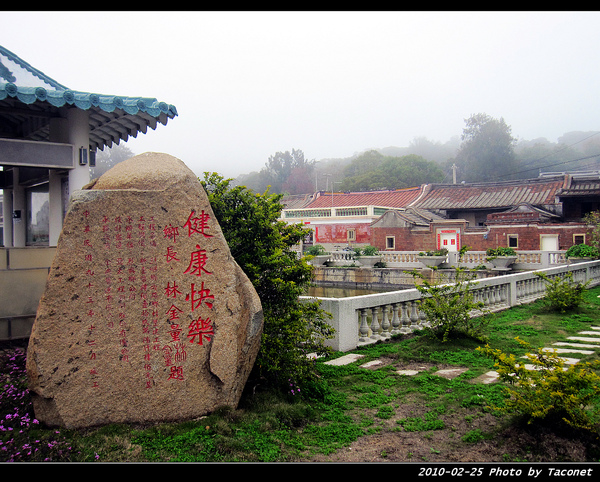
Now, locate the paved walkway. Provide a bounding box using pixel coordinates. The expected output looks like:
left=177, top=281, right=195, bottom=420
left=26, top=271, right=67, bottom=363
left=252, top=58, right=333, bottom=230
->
left=324, top=326, right=600, bottom=383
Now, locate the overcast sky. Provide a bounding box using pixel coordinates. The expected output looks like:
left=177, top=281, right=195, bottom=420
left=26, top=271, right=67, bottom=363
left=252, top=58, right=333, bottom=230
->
left=2, top=10, right=599, bottom=178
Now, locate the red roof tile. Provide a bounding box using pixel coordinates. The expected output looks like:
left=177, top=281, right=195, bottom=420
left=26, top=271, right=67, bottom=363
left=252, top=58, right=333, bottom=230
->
left=410, top=177, right=566, bottom=210
left=305, top=187, right=423, bottom=209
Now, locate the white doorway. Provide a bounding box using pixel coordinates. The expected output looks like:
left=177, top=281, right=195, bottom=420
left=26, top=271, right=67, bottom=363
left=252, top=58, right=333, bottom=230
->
left=438, top=229, right=459, bottom=252
left=540, top=234, right=559, bottom=251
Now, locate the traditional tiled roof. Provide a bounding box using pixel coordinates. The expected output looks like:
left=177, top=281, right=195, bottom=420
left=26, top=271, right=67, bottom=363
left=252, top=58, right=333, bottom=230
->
left=555, top=171, right=600, bottom=197
left=409, top=176, right=566, bottom=210
left=486, top=203, right=560, bottom=224
left=281, top=193, right=318, bottom=209
left=370, top=207, right=445, bottom=228
left=0, top=45, right=177, bottom=151
left=305, top=187, right=423, bottom=209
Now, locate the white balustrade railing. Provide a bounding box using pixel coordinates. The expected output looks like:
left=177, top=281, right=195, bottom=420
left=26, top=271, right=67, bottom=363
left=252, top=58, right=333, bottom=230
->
left=309, top=250, right=568, bottom=269
left=379, top=250, right=567, bottom=269
left=302, top=260, right=600, bottom=352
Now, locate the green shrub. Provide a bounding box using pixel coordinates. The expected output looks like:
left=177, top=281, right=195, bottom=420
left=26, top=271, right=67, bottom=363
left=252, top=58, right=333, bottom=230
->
left=361, top=245, right=379, bottom=256
left=407, top=267, right=487, bottom=343
left=201, top=173, right=334, bottom=392
left=485, top=247, right=516, bottom=259
left=352, top=245, right=380, bottom=258
left=565, top=243, right=599, bottom=259
left=535, top=271, right=589, bottom=312
left=478, top=338, right=600, bottom=432
left=418, top=248, right=448, bottom=256
left=305, top=244, right=327, bottom=256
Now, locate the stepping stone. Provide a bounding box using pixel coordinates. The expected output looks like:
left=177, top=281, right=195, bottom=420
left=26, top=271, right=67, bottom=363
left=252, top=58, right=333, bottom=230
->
left=324, top=353, right=365, bottom=366
left=568, top=336, right=600, bottom=343
left=544, top=347, right=595, bottom=355
left=554, top=342, right=600, bottom=349
left=520, top=364, right=569, bottom=371
left=578, top=331, right=600, bottom=336
left=525, top=355, right=581, bottom=364
left=360, top=360, right=384, bottom=368
left=433, top=367, right=468, bottom=379
left=396, top=369, right=421, bottom=376
left=471, top=371, right=499, bottom=384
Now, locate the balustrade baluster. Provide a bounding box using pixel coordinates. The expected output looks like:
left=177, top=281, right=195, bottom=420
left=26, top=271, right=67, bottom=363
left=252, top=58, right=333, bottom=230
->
left=492, top=285, right=499, bottom=307
left=418, top=302, right=428, bottom=327
left=370, top=306, right=381, bottom=340
left=484, top=286, right=492, bottom=308
left=381, top=305, right=391, bottom=337
left=391, top=303, right=401, bottom=334
left=359, top=308, right=370, bottom=342
left=400, top=301, right=411, bottom=333
left=410, top=301, right=419, bottom=330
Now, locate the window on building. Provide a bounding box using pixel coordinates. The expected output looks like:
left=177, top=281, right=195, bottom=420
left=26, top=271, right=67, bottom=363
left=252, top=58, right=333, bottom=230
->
left=574, top=234, right=586, bottom=245
left=386, top=236, right=395, bottom=250
left=507, top=234, right=518, bottom=248
left=347, top=229, right=356, bottom=241
left=26, top=183, right=49, bottom=246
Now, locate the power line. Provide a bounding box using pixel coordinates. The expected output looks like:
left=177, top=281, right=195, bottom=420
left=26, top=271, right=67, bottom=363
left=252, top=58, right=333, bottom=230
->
left=489, top=132, right=600, bottom=181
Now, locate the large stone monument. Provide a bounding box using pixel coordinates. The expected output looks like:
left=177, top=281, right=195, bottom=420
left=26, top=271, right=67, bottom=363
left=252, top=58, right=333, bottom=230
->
left=26, top=153, right=264, bottom=429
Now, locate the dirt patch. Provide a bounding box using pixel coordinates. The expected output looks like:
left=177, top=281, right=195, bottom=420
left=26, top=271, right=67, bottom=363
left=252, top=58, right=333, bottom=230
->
left=308, top=359, right=600, bottom=463
left=308, top=402, right=599, bottom=463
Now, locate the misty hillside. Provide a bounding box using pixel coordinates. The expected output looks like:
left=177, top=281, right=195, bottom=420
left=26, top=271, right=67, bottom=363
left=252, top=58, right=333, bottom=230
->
left=234, top=130, right=600, bottom=195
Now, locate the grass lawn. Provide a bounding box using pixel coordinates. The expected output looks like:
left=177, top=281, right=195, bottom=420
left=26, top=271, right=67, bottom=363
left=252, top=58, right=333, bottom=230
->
left=2, top=286, right=600, bottom=462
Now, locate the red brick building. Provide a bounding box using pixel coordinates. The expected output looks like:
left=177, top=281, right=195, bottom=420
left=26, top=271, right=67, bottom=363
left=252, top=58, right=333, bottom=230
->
left=282, top=172, right=600, bottom=253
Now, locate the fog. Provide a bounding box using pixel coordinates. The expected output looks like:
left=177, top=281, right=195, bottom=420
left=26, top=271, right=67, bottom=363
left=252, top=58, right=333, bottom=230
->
left=2, top=11, right=599, bottom=178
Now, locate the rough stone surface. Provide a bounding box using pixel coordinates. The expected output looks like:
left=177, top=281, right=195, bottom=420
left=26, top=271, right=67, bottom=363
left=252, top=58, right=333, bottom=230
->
left=26, top=152, right=263, bottom=429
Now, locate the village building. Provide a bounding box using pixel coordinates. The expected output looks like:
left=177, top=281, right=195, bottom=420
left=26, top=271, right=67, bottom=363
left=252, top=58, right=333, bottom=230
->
left=282, top=186, right=423, bottom=248
left=0, top=45, right=177, bottom=340
left=282, top=171, right=600, bottom=253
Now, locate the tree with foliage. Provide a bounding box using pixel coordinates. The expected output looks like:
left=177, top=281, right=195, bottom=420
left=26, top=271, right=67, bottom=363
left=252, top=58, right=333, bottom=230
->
left=200, top=173, right=334, bottom=392
left=340, top=152, right=445, bottom=191
left=583, top=210, right=600, bottom=253
left=453, top=113, right=519, bottom=183
left=91, top=144, right=135, bottom=180
left=259, top=148, right=316, bottom=194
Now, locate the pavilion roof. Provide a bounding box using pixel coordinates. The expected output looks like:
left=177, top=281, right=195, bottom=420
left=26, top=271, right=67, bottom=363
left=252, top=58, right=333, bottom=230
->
left=0, top=45, right=177, bottom=151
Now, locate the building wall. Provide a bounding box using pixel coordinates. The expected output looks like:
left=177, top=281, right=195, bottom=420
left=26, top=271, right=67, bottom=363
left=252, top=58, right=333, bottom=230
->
left=372, top=227, right=434, bottom=252
left=0, top=247, right=56, bottom=340
left=463, top=224, right=590, bottom=251
left=313, top=222, right=372, bottom=245
left=372, top=223, right=591, bottom=252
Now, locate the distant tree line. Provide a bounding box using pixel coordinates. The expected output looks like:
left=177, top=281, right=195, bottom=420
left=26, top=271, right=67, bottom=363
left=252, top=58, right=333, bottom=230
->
left=236, top=114, right=600, bottom=195
left=94, top=116, right=600, bottom=196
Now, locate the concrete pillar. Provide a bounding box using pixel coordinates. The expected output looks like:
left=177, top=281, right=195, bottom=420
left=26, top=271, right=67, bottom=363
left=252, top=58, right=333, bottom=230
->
left=48, top=170, right=63, bottom=246
left=50, top=108, right=90, bottom=197
left=65, top=108, right=90, bottom=197
left=11, top=168, right=26, bottom=247
left=2, top=188, right=13, bottom=247
left=48, top=107, right=90, bottom=244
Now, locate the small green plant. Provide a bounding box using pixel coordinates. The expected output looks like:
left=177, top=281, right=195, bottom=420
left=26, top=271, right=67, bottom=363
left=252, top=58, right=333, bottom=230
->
left=565, top=243, right=599, bottom=259
left=305, top=244, right=327, bottom=256
left=352, top=245, right=379, bottom=258
left=418, top=248, right=448, bottom=256
left=534, top=271, right=590, bottom=312
left=361, top=245, right=379, bottom=256
left=461, top=429, right=486, bottom=443
left=396, top=410, right=446, bottom=432
left=485, top=247, right=516, bottom=260
left=478, top=337, right=600, bottom=432
left=407, top=267, right=488, bottom=342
